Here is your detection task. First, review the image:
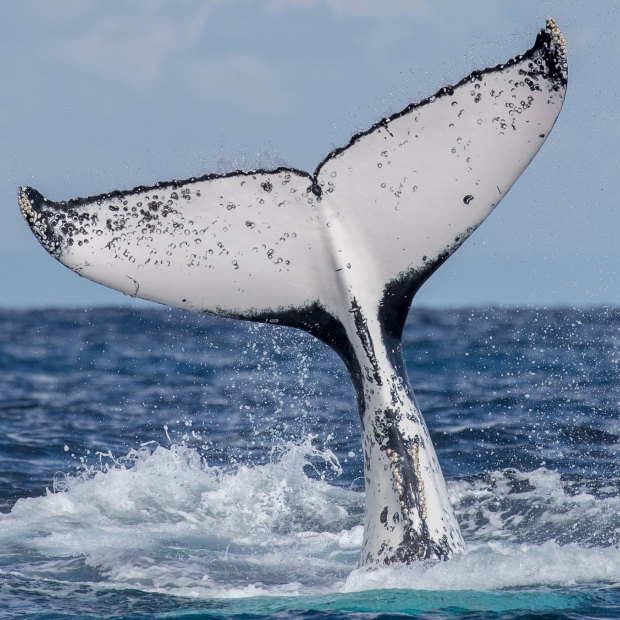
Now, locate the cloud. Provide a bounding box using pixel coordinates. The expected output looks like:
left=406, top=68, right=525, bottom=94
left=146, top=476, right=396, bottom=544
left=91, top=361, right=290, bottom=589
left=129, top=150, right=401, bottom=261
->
left=46, top=1, right=218, bottom=87
left=13, top=0, right=431, bottom=91
left=61, top=18, right=178, bottom=85
left=266, top=0, right=430, bottom=18
left=181, top=50, right=293, bottom=113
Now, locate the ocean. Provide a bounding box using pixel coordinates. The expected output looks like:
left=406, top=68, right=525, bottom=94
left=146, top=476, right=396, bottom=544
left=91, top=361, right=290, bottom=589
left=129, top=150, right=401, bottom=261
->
left=0, top=306, right=618, bottom=619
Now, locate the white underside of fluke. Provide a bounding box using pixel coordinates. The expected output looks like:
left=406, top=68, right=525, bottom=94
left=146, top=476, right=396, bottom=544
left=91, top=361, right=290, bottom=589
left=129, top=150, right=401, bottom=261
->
left=19, top=19, right=567, bottom=565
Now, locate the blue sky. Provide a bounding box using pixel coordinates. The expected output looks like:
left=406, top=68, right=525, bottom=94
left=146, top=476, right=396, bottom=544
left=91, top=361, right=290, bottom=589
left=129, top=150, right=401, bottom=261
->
left=1, top=0, right=618, bottom=308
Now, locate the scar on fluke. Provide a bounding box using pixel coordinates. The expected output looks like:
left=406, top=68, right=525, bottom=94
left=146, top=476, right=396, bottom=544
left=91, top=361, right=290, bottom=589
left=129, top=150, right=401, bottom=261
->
left=19, top=19, right=566, bottom=566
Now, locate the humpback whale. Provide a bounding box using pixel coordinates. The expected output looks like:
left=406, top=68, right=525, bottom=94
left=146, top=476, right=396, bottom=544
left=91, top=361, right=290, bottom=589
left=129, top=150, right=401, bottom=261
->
left=19, top=19, right=567, bottom=565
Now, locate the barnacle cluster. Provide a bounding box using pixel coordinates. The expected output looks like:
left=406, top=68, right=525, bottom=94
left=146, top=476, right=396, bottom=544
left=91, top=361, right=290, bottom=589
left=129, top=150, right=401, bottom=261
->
left=18, top=187, right=36, bottom=224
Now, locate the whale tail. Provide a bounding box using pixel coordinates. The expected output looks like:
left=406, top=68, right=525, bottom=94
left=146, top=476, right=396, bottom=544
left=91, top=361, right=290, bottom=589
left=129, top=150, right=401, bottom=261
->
left=19, top=19, right=567, bottom=564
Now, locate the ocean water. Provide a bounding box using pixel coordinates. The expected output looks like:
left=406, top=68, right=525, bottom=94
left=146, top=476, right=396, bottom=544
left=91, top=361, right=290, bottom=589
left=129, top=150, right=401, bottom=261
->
left=0, top=306, right=618, bottom=619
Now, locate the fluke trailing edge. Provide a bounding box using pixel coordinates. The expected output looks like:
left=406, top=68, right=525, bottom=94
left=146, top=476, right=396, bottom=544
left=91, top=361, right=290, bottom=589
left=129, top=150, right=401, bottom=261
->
left=19, top=20, right=567, bottom=565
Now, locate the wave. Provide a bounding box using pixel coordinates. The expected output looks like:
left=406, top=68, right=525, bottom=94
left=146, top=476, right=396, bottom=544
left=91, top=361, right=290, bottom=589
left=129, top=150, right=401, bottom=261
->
left=0, top=441, right=618, bottom=599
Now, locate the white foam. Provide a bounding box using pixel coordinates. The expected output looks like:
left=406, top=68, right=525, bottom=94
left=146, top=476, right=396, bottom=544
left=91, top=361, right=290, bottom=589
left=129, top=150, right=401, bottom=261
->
left=0, top=442, right=618, bottom=598
left=343, top=541, right=620, bottom=592
left=0, top=441, right=361, bottom=596
left=451, top=467, right=620, bottom=548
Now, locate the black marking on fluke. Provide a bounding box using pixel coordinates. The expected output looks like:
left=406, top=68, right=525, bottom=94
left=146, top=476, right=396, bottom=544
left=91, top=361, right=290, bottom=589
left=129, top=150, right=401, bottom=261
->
left=18, top=19, right=567, bottom=566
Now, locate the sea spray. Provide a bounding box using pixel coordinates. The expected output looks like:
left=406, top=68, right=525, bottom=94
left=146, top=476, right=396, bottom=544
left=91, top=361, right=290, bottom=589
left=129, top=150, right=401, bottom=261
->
left=1, top=440, right=619, bottom=598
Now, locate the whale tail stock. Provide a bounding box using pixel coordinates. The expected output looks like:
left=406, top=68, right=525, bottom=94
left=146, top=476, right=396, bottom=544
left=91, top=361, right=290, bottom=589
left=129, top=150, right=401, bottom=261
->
left=19, top=20, right=567, bottom=565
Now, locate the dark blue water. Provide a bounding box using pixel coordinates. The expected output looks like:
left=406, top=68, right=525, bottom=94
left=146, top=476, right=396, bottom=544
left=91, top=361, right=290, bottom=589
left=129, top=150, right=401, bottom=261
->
left=0, top=306, right=618, bottom=619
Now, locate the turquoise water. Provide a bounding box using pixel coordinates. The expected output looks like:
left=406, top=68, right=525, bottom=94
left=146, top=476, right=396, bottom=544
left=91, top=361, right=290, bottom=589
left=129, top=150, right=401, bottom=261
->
left=3, top=581, right=616, bottom=618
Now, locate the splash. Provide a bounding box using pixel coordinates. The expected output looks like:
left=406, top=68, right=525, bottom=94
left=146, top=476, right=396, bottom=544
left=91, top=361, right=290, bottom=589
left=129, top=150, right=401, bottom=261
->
left=0, top=442, right=618, bottom=599
left=0, top=441, right=362, bottom=597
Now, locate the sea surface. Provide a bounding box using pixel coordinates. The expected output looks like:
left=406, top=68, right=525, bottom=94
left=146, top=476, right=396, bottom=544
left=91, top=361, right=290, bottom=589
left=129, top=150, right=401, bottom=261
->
left=0, top=306, right=618, bottom=619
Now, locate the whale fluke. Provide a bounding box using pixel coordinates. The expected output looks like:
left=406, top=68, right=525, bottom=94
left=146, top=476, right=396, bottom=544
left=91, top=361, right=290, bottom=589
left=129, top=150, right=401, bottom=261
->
left=19, top=19, right=567, bottom=565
